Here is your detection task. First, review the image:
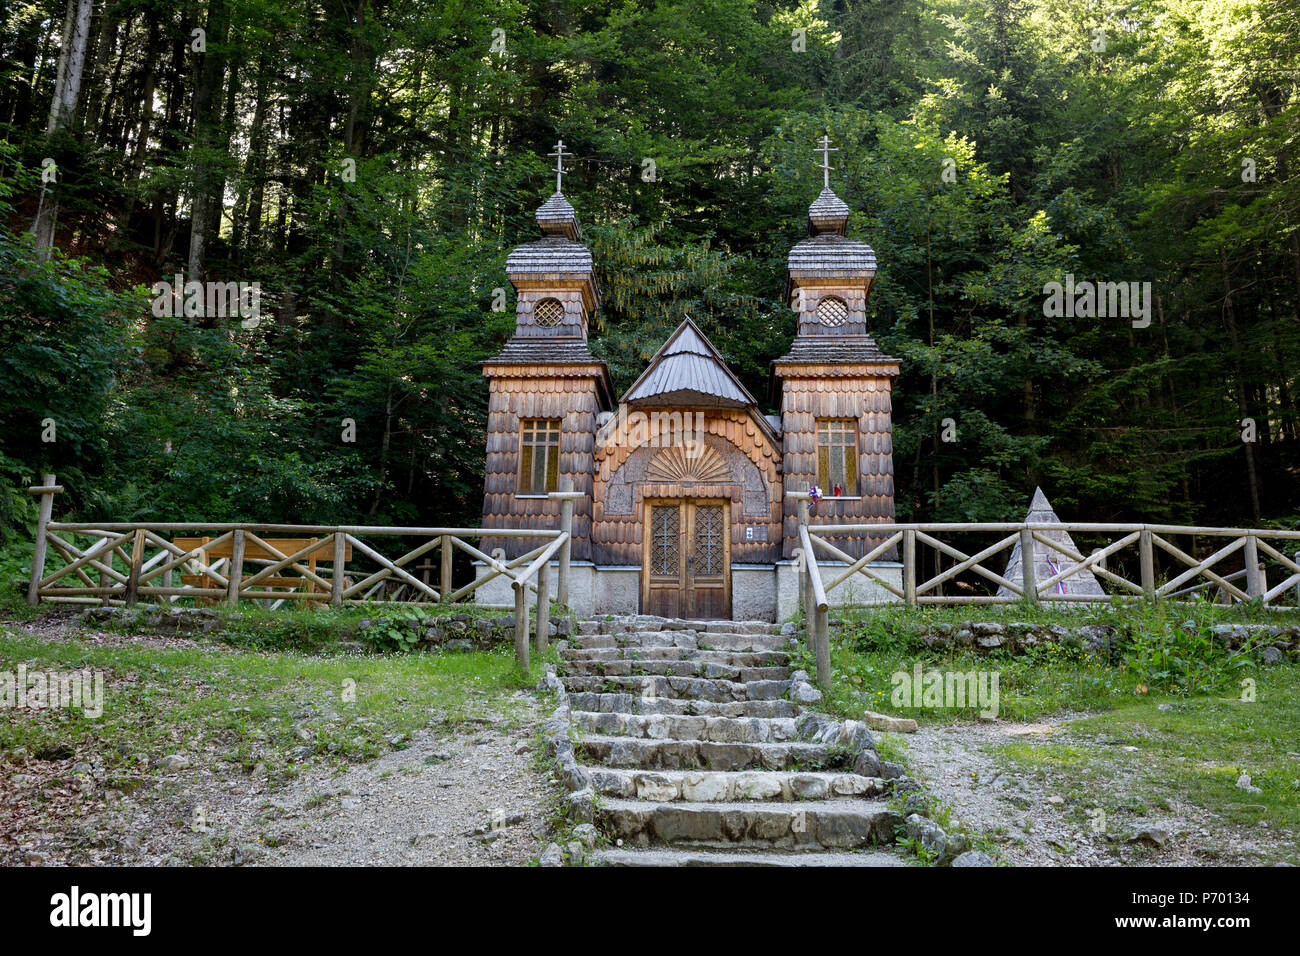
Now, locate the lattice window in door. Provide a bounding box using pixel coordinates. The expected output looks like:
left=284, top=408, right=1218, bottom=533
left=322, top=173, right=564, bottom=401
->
left=695, top=505, right=724, bottom=576
left=651, top=506, right=679, bottom=576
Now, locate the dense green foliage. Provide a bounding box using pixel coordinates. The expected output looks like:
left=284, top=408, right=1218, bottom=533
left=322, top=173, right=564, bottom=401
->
left=1, top=0, right=1296, bottom=545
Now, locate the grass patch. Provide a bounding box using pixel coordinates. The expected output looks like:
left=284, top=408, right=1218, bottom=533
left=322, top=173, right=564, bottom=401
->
left=796, top=599, right=1290, bottom=725
left=791, top=633, right=1141, bottom=724
left=983, top=666, right=1300, bottom=861
left=0, top=625, right=555, bottom=788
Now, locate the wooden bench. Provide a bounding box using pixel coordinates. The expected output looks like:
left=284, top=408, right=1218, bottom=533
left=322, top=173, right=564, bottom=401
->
left=174, top=536, right=352, bottom=601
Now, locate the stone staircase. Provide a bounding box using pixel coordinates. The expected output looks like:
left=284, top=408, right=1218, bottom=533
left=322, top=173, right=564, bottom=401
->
left=543, top=615, right=911, bottom=866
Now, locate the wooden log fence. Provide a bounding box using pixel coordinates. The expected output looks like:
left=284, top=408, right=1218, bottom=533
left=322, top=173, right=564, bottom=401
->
left=24, top=476, right=577, bottom=669
left=788, top=491, right=1300, bottom=689
left=25, top=476, right=1300, bottom=679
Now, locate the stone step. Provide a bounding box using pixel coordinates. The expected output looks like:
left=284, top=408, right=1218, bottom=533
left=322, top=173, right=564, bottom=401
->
left=587, top=767, right=891, bottom=803
left=560, top=659, right=790, bottom=682
left=594, top=798, right=895, bottom=850
left=576, top=736, right=849, bottom=772
left=578, top=616, right=783, bottom=636
left=565, top=692, right=800, bottom=719
left=560, top=647, right=791, bottom=667
left=559, top=674, right=791, bottom=702
left=570, top=632, right=789, bottom=653
left=572, top=710, right=801, bottom=742
left=594, top=847, right=909, bottom=867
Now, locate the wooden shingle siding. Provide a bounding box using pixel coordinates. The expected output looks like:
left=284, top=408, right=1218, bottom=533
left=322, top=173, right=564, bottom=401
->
left=480, top=369, right=606, bottom=560
left=795, top=284, right=870, bottom=337
left=778, top=371, right=898, bottom=560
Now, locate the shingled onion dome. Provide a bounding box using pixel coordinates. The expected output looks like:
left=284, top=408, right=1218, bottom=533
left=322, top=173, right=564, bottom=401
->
left=807, top=186, right=850, bottom=236
left=502, top=187, right=599, bottom=304
left=535, top=190, right=581, bottom=241
left=491, top=181, right=604, bottom=365
left=786, top=186, right=877, bottom=306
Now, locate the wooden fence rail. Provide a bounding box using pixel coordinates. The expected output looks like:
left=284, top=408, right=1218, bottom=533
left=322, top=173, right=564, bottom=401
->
left=24, top=474, right=577, bottom=670
left=788, top=492, right=1300, bottom=689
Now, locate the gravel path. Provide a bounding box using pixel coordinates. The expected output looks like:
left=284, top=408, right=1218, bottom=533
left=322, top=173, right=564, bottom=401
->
left=215, top=702, right=554, bottom=866
left=2, top=616, right=560, bottom=867
left=70, top=697, right=557, bottom=867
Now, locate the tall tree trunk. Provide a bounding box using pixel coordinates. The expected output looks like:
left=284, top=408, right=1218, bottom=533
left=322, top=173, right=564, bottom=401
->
left=237, top=64, right=270, bottom=252
left=1220, top=248, right=1263, bottom=522
left=2, top=14, right=42, bottom=129
left=152, top=15, right=190, bottom=267
left=186, top=0, right=230, bottom=284
left=32, top=0, right=94, bottom=255
left=116, top=16, right=158, bottom=242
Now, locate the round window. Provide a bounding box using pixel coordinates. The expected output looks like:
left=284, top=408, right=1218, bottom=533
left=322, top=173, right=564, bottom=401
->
left=816, top=296, right=849, bottom=327
left=535, top=298, right=565, bottom=327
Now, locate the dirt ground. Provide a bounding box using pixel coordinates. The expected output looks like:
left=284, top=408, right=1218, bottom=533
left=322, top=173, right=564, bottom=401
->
left=1, top=619, right=559, bottom=867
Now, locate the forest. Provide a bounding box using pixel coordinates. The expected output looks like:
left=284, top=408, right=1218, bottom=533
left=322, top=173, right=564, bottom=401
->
left=0, top=0, right=1297, bottom=564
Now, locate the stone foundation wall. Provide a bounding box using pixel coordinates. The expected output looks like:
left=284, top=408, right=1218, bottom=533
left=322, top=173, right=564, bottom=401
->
left=475, top=560, right=905, bottom=623
left=848, top=619, right=1300, bottom=663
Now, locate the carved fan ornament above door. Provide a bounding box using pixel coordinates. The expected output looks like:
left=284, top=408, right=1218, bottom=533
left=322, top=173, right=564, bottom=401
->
left=645, top=444, right=732, bottom=484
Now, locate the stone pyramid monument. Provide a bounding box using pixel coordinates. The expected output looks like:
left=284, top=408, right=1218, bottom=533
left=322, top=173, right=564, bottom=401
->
left=998, top=487, right=1106, bottom=601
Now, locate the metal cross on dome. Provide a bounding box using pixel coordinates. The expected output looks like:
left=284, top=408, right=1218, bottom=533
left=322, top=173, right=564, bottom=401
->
left=548, top=139, right=573, bottom=193
left=815, top=135, right=838, bottom=189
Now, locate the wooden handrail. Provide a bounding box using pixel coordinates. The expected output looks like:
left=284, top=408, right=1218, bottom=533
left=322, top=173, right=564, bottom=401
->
left=28, top=473, right=1300, bottom=682
left=46, top=522, right=566, bottom=536
left=795, top=521, right=1300, bottom=619
left=513, top=533, right=570, bottom=591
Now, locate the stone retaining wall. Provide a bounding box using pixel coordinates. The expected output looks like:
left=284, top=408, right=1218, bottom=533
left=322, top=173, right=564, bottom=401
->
left=831, top=618, right=1300, bottom=663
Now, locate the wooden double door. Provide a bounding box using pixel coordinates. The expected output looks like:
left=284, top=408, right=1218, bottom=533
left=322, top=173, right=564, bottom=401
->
left=642, top=499, right=730, bottom=619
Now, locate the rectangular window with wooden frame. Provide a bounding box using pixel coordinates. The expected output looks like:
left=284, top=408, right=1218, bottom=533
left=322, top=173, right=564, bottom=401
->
left=816, top=418, right=858, bottom=495
left=518, top=419, right=561, bottom=494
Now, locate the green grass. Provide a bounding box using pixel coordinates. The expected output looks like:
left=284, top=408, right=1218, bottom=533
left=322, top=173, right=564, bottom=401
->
left=989, top=667, right=1300, bottom=857
left=0, top=624, right=556, bottom=788
left=798, top=599, right=1292, bottom=724
left=792, top=634, right=1143, bottom=724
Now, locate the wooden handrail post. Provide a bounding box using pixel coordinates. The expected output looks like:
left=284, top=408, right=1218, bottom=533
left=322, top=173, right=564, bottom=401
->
left=1139, top=529, right=1156, bottom=600
left=1244, top=534, right=1263, bottom=599
left=123, top=528, right=147, bottom=606
left=548, top=477, right=581, bottom=609
left=815, top=604, right=831, bottom=691
left=1020, top=526, right=1038, bottom=604
left=331, top=532, right=346, bottom=606
left=802, top=565, right=812, bottom=623
left=792, top=489, right=812, bottom=619
left=536, top=558, right=551, bottom=653
left=226, top=529, right=246, bottom=606
left=903, top=528, right=916, bottom=607
left=513, top=581, right=530, bottom=671
left=25, top=473, right=61, bottom=606
left=440, top=534, right=453, bottom=604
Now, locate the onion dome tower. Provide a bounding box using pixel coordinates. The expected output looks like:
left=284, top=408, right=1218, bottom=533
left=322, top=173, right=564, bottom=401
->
left=772, top=136, right=901, bottom=558
left=480, top=141, right=613, bottom=559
